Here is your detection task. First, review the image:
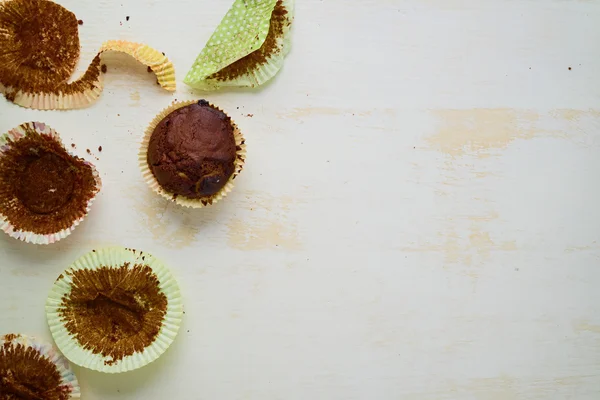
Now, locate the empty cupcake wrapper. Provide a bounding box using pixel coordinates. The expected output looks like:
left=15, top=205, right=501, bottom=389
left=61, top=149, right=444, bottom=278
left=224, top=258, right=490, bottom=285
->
left=3, top=40, right=175, bottom=110
left=0, top=122, right=102, bottom=245
left=46, top=247, right=184, bottom=373
left=138, top=100, right=246, bottom=208
left=184, top=0, right=294, bottom=90
left=1, top=333, right=81, bottom=399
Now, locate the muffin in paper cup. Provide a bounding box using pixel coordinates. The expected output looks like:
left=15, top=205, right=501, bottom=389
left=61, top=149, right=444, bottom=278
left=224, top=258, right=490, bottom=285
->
left=0, top=0, right=175, bottom=109
left=0, top=122, right=101, bottom=245
left=184, top=0, right=295, bottom=90
left=139, top=99, right=246, bottom=208
left=46, top=247, right=183, bottom=373
left=0, top=333, right=81, bottom=399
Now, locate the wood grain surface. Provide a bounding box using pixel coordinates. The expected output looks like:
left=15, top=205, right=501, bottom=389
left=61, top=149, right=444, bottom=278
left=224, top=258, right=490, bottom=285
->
left=1, top=0, right=599, bottom=398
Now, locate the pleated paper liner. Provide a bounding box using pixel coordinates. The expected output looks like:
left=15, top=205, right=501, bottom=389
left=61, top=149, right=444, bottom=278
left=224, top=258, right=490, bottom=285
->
left=139, top=100, right=247, bottom=208
left=0, top=122, right=102, bottom=245
left=46, top=247, right=183, bottom=374
left=183, top=0, right=294, bottom=90
left=1, top=333, right=81, bottom=399
left=1, top=40, right=175, bottom=110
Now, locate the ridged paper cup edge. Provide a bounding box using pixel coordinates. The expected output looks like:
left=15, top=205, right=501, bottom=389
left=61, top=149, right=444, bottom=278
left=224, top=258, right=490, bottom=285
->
left=0, top=122, right=102, bottom=245
left=1, top=333, right=81, bottom=399
left=45, top=247, right=183, bottom=373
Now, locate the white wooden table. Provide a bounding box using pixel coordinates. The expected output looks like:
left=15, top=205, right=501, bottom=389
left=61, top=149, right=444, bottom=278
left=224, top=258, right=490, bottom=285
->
left=1, top=0, right=599, bottom=398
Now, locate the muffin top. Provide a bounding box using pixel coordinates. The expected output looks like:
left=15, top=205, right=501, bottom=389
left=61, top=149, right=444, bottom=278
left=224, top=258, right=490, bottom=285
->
left=147, top=100, right=236, bottom=199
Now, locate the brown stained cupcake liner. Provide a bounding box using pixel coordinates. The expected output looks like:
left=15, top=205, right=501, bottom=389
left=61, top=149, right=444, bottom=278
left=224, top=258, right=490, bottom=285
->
left=183, top=0, right=294, bottom=90
left=138, top=100, right=246, bottom=208
left=0, top=122, right=102, bottom=245
left=46, top=247, right=183, bottom=373
left=1, top=333, right=81, bottom=399
left=1, top=41, right=175, bottom=110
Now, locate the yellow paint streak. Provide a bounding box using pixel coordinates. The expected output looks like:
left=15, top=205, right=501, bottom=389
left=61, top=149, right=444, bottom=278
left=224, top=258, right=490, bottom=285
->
left=129, top=90, right=140, bottom=106
left=226, top=191, right=304, bottom=251
left=428, top=109, right=542, bottom=158
left=131, top=186, right=200, bottom=249
left=574, top=320, right=600, bottom=334
left=227, top=219, right=302, bottom=251
left=279, top=107, right=397, bottom=120
left=552, top=109, right=600, bottom=121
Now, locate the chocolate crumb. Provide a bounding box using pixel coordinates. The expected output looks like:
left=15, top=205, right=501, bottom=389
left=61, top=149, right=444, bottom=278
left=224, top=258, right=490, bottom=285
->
left=246, top=114, right=253, bottom=118
left=162, top=52, right=165, bottom=56
left=101, top=64, right=107, bottom=73
left=126, top=16, right=130, bottom=21
left=568, top=67, right=572, bottom=70
left=78, top=19, right=83, bottom=25
left=98, top=146, right=102, bottom=152
left=71, top=143, right=76, bottom=148
left=86, top=149, right=91, bottom=155
left=147, top=66, right=152, bottom=73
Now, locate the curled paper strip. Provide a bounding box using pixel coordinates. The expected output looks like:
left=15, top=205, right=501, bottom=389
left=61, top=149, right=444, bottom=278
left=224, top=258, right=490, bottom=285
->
left=0, top=0, right=175, bottom=110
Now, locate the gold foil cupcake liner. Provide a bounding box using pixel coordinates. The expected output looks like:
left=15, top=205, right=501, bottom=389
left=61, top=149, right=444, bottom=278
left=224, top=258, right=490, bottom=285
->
left=46, top=247, right=183, bottom=373
left=2, top=41, right=175, bottom=110
left=0, top=122, right=102, bottom=245
left=139, top=100, right=247, bottom=208
left=1, top=333, right=81, bottom=399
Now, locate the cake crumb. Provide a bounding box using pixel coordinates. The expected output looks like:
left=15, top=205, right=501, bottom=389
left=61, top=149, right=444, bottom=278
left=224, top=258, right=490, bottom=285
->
left=246, top=114, right=254, bottom=118
left=98, top=146, right=102, bottom=152
left=126, top=16, right=130, bottom=21
left=78, top=19, right=83, bottom=25
left=568, top=67, right=572, bottom=70
left=71, top=143, right=76, bottom=148
left=101, top=64, right=107, bottom=73
left=86, top=149, right=91, bottom=155
left=147, top=66, right=152, bottom=73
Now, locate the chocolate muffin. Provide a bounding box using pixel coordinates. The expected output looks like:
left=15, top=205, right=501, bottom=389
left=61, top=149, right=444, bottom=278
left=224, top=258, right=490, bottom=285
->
left=147, top=100, right=237, bottom=199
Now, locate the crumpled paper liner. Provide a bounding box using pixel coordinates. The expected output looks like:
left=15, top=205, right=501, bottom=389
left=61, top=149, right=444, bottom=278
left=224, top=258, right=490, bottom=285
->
left=0, top=122, right=102, bottom=245
left=139, top=100, right=246, bottom=208
left=46, top=247, right=183, bottom=374
left=2, top=40, right=176, bottom=110
left=184, top=0, right=294, bottom=90
left=1, top=333, right=81, bottom=399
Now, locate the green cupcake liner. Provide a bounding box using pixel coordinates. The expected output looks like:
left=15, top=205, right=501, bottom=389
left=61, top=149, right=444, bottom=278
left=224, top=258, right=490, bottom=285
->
left=184, top=0, right=294, bottom=90
left=45, top=247, right=183, bottom=373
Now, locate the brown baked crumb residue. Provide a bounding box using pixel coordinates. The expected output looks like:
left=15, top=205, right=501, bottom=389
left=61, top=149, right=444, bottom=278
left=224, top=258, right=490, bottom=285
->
left=0, top=334, right=72, bottom=400
left=0, top=126, right=98, bottom=235
left=0, top=0, right=80, bottom=93
left=58, top=263, right=168, bottom=365
left=101, top=64, right=107, bottom=73
left=209, top=0, right=290, bottom=81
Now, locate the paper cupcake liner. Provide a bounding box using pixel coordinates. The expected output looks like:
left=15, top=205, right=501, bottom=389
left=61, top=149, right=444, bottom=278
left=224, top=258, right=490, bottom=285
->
left=184, top=0, right=294, bottom=90
left=1, top=41, right=175, bottom=110
left=46, top=247, right=183, bottom=373
left=0, top=122, right=102, bottom=245
left=138, top=100, right=247, bottom=208
left=1, top=333, right=81, bottom=399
